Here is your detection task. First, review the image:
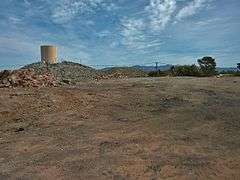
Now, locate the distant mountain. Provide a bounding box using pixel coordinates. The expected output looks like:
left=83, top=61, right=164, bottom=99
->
left=216, top=67, right=238, bottom=72
left=132, top=65, right=238, bottom=73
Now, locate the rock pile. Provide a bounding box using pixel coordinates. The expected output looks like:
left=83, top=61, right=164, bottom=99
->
left=22, top=61, right=102, bottom=84
left=0, top=69, right=56, bottom=88
left=100, top=67, right=148, bottom=79
left=0, top=62, right=149, bottom=88
left=22, top=62, right=148, bottom=84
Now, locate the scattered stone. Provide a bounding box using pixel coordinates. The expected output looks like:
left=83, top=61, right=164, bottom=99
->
left=216, top=74, right=223, bottom=78
left=115, top=118, right=129, bottom=123
left=160, top=96, right=188, bottom=108
left=62, top=79, right=72, bottom=85
left=15, top=127, right=25, bottom=132
left=0, top=69, right=57, bottom=88
left=99, top=67, right=148, bottom=80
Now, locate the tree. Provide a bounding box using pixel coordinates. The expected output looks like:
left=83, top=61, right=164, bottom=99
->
left=237, top=63, right=240, bottom=71
left=198, top=56, right=217, bottom=76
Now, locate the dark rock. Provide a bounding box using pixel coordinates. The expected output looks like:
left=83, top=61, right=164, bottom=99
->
left=15, top=127, right=25, bottom=132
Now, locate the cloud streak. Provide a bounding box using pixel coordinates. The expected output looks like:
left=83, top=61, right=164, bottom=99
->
left=120, top=0, right=176, bottom=51
left=51, top=0, right=117, bottom=24
left=1, top=0, right=239, bottom=67
left=146, top=0, right=176, bottom=30
left=176, top=0, right=208, bottom=20
left=119, top=0, right=212, bottom=51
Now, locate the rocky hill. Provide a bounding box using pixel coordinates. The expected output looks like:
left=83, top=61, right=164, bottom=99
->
left=21, top=61, right=103, bottom=84
left=20, top=62, right=148, bottom=85
left=100, top=67, right=148, bottom=79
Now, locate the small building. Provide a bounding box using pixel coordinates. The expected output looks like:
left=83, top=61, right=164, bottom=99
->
left=41, top=45, right=57, bottom=64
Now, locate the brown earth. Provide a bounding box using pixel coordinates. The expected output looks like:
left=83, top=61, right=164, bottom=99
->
left=0, top=77, right=240, bottom=180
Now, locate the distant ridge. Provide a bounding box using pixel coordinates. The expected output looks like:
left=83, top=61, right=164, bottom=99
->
left=132, top=65, right=238, bottom=73
left=216, top=67, right=238, bottom=72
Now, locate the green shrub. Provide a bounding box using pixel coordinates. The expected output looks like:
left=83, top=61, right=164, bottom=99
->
left=234, top=72, right=240, bottom=76
left=237, top=63, right=240, bottom=71
left=148, top=70, right=169, bottom=77
left=148, top=56, right=219, bottom=77
left=171, top=64, right=201, bottom=77
left=220, top=71, right=240, bottom=76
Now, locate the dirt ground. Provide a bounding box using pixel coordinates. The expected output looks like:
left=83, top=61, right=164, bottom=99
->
left=0, top=77, right=240, bottom=180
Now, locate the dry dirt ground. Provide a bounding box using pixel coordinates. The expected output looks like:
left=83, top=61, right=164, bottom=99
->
left=0, top=77, right=240, bottom=180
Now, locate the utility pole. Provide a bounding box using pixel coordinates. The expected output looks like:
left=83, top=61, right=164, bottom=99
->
left=155, top=62, right=159, bottom=71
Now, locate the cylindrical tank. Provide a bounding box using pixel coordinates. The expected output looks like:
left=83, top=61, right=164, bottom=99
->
left=41, top=45, right=57, bottom=64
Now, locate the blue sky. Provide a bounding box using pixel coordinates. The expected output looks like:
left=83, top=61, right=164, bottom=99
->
left=0, top=0, right=240, bottom=68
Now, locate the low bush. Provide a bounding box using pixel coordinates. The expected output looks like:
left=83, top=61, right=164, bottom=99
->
left=220, top=71, right=240, bottom=76
left=148, top=70, right=170, bottom=77
left=171, top=65, right=202, bottom=77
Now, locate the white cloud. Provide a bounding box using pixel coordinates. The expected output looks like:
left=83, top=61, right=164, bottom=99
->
left=23, top=0, right=31, bottom=6
left=146, top=0, right=176, bottom=30
left=120, top=18, right=163, bottom=51
left=0, top=34, right=47, bottom=58
left=119, top=0, right=176, bottom=50
left=51, top=0, right=117, bottom=24
left=195, top=18, right=221, bottom=26
left=176, top=0, right=208, bottom=20
left=52, top=0, right=90, bottom=24
left=97, top=30, right=112, bottom=38
left=116, top=0, right=213, bottom=51
left=9, top=17, right=23, bottom=25
left=120, top=18, right=146, bottom=50
left=103, top=2, right=119, bottom=11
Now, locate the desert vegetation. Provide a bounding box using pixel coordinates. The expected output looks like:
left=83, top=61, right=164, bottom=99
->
left=149, top=56, right=240, bottom=77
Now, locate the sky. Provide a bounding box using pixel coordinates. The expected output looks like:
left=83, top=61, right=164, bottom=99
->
left=0, top=0, right=240, bottom=68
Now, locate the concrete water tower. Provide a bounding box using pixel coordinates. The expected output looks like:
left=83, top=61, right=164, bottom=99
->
left=41, top=45, right=57, bottom=64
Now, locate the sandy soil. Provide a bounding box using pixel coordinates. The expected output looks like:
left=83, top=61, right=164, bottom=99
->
left=0, top=77, right=240, bottom=180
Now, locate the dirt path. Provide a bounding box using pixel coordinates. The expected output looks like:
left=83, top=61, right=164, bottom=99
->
left=0, top=77, right=240, bottom=179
